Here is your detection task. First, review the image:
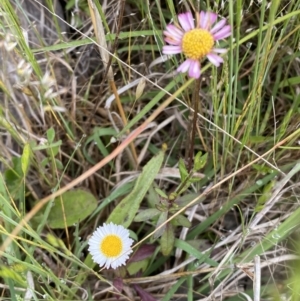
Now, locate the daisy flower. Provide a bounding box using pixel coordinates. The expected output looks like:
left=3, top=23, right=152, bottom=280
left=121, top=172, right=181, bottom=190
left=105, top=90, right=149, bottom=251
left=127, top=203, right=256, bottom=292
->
left=162, top=11, right=231, bottom=79
left=88, top=222, right=134, bottom=269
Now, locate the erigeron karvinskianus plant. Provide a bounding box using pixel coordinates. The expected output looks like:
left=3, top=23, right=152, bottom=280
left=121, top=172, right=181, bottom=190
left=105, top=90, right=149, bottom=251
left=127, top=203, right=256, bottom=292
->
left=162, top=11, right=231, bottom=78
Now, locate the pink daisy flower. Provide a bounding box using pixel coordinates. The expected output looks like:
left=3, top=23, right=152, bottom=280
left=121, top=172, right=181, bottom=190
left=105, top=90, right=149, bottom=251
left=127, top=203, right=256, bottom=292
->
left=162, top=11, right=231, bottom=79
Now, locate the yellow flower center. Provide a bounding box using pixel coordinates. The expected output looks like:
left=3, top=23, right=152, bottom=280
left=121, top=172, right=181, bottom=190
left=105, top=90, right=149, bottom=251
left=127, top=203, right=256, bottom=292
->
left=182, top=29, right=214, bottom=60
left=100, top=235, right=122, bottom=257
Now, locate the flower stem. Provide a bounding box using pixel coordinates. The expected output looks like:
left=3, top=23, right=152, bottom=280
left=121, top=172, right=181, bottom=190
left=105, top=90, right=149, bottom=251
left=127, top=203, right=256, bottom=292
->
left=185, top=78, right=201, bottom=172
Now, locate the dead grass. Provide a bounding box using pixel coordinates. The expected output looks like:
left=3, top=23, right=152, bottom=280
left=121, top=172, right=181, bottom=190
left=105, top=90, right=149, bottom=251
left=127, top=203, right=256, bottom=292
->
left=0, top=0, right=300, bottom=300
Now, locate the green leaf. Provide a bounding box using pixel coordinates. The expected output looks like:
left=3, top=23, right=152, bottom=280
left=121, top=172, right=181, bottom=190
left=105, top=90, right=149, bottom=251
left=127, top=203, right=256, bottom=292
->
left=254, top=180, right=275, bottom=212
left=193, top=152, right=207, bottom=171
left=10, top=263, right=27, bottom=273
left=21, top=143, right=31, bottom=176
left=154, top=187, right=168, bottom=199
left=48, top=144, right=60, bottom=157
left=134, top=208, right=161, bottom=222
left=177, top=182, right=191, bottom=196
left=174, top=239, right=218, bottom=267
left=107, top=150, right=165, bottom=227
left=46, top=233, right=72, bottom=255
left=46, top=127, right=55, bottom=143
left=46, top=233, right=67, bottom=249
left=54, top=159, right=64, bottom=170
left=83, top=127, right=117, bottom=167
left=172, top=214, right=191, bottom=228
left=252, top=163, right=274, bottom=175
left=32, top=140, right=62, bottom=151
left=175, top=193, right=203, bottom=207
left=5, top=157, right=22, bottom=183
left=127, top=259, right=149, bottom=275
left=279, top=76, right=300, bottom=88
left=154, top=211, right=168, bottom=239
left=188, top=176, right=202, bottom=183
left=41, top=158, right=49, bottom=168
left=0, top=265, right=26, bottom=286
left=47, top=189, right=97, bottom=229
left=178, top=158, right=188, bottom=181
left=160, top=223, right=174, bottom=256
left=146, top=185, right=160, bottom=207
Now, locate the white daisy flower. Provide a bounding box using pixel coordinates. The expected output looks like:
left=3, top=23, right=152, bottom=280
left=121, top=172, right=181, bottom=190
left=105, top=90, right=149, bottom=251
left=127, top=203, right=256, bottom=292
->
left=88, top=222, right=134, bottom=269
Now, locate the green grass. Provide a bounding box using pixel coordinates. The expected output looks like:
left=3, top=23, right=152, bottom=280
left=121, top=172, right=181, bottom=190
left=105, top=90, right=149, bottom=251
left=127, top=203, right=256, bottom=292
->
left=0, top=0, right=300, bottom=300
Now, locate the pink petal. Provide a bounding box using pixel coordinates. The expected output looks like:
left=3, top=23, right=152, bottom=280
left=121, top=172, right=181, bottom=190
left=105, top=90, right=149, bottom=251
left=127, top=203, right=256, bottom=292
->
left=177, top=59, right=192, bottom=73
left=207, top=53, right=223, bottom=67
left=200, top=11, right=208, bottom=28
left=164, top=37, right=181, bottom=45
left=198, top=11, right=206, bottom=28
left=209, top=13, right=218, bottom=26
left=210, top=19, right=227, bottom=34
left=212, top=48, right=227, bottom=53
left=213, top=25, right=231, bottom=40
left=201, top=12, right=218, bottom=29
left=178, top=12, right=194, bottom=31
left=162, top=45, right=182, bottom=55
left=165, top=24, right=184, bottom=40
left=188, top=60, right=201, bottom=78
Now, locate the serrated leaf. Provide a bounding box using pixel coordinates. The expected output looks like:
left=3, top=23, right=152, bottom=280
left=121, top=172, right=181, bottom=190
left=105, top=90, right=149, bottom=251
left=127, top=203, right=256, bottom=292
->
left=48, top=189, right=97, bottom=229
left=194, top=152, right=207, bottom=171
left=153, top=211, right=168, bottom=239
left=178, top=158, right=188, bottom=181
left=21, top=143, right=31, bottom=176
left=172, top=214, right=191, bottom=228
left=160, top=223, right=174, bottom=256
left=47, top=127, right=55, bottom=143
left=134, top=208, right=160, bottom=222
left=107, top=150, right=165, bottom=227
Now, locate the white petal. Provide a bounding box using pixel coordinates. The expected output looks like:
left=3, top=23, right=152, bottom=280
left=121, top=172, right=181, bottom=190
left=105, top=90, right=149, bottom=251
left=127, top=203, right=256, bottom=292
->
left=213, top=48, right=227, bottom=54
left=87, top=222, right=133, bottom=269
